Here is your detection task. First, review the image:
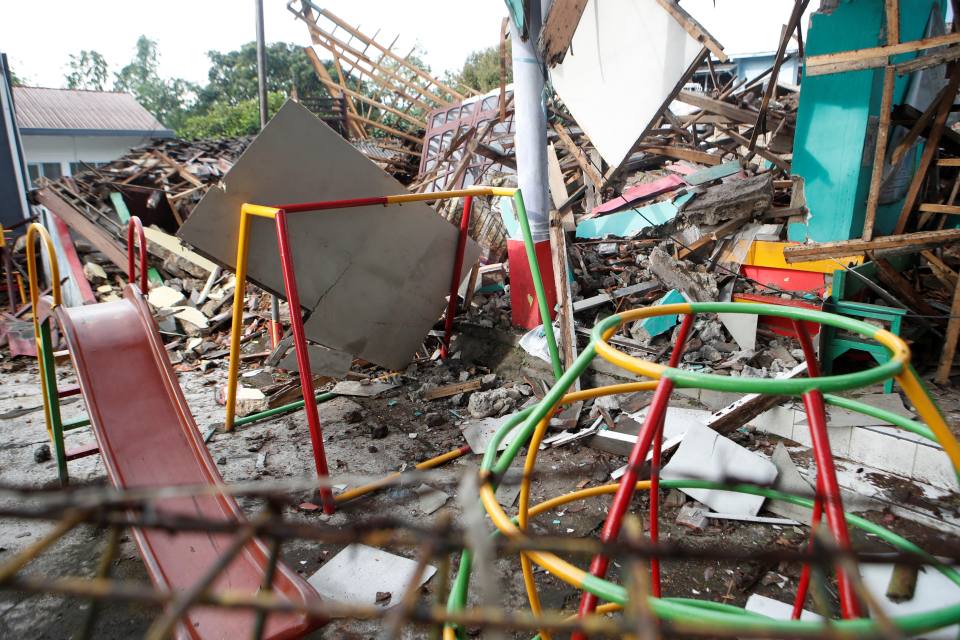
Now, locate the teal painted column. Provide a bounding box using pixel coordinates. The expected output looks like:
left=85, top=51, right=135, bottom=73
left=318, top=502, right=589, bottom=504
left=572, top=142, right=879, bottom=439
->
left=790, top=0, right=943, bottom=243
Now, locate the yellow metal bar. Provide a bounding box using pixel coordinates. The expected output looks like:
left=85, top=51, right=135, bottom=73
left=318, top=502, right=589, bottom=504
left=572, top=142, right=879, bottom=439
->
left=591, top=304, right=690, bottom=379
left=224, top=208, right=257, bottom=431
left=384, top=186, right=516, bottom=205
left=872, top=327, right=911, bottom=368
left=242, top=204, right=280, bottom=219
left=897, top=369, right=960, bottom=479
left=25, top=223, right=62, bottom=444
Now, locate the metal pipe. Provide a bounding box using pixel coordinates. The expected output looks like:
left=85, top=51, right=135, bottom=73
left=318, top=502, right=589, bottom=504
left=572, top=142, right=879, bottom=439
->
left=233, top=391, right=337, bottom=428
left=275, top=210, right=335, bottom=513
left=441, top=196, right=473, bottom=359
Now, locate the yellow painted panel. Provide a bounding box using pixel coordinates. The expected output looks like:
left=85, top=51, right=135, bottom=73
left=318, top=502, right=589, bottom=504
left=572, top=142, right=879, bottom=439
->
left=744, top=241, right=864, bottom=273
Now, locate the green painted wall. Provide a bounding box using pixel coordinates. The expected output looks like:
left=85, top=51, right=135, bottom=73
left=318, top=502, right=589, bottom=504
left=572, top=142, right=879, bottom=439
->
left=790, top=0, right=944, bottom=242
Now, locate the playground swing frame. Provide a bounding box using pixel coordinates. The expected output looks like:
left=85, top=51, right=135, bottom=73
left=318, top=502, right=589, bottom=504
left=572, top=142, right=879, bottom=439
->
left=223, top=186, right=564, bottom=514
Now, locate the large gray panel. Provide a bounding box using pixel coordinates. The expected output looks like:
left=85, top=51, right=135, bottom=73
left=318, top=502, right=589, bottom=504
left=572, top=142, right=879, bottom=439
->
left=178, top=101, right=479, bottom=369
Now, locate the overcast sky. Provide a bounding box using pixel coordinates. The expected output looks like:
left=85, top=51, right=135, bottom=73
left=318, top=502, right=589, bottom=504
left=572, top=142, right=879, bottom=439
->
left=1, top=1, right=820, bottom=90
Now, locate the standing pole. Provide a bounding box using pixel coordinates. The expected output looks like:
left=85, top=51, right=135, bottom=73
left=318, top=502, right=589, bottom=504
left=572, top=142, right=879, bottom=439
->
left=255, top=0, right=282, bottom=348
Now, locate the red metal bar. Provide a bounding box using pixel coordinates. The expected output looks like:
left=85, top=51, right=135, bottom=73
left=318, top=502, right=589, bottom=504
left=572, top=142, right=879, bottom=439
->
left=792, top=319, right=862, bottom=619
left=65, top=442, right=99, bottom=461
left=649, top=313, right=694, bottom=597
left=791, top=473, right=824, bottom=618
left=126, top=217, right=148, bottom=292
left=275, top=196, right=389, bottom=213
left=275, top=210, right=336, bottom=514
left=441, top=196, right=473, bottom=359
left=573, top=314, right=694, bottom=638
left=57, top=384, right=81, bottom=399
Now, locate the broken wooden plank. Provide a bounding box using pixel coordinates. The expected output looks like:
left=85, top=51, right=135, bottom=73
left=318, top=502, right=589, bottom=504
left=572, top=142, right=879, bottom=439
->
left=863, top=66, right=896, bottom=241
left=539, top=0, right=589, bottom=67
left=546, top=143, right=569, bottom=210
left=806, top=31, right=960, bottom=77
left=922, top=249, right=958, bottom=289
left=676, top=91, right=778, bottom=126
left=677, top=217, right=747, bottom=259
left=549, top=208, right=578, bottom=383
left=422, top=379, right=482, bottom=401
left=553, top=121, right=603, bottom=192
left=936, top=278, right=960, bottom=384
left=572, top=281, right=659, bottom=313
left=918, top=203, right=960, bottom=215
left=34, top=188, right=128, bottom=270
left=654, top=0, right=728, bottom=62
left=639, top=145, right=722, bottom=166
left=706, top=363, right=807, bottom=435
left=894, top=63, right=960, bottom=234
left=783, top=228, right=960, bottom=262
left=872, top=256, right=941, bottom=317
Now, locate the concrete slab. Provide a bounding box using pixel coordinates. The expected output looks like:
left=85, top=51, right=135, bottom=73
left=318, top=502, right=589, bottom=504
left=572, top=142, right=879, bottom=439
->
left=307, top=544, right=436, bottom=608
left=177, top=101, right=479, bottom=369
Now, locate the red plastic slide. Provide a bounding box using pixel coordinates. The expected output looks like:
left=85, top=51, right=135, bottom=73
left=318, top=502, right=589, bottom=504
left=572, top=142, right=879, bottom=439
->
left=54, top=285, right=322, bottom=639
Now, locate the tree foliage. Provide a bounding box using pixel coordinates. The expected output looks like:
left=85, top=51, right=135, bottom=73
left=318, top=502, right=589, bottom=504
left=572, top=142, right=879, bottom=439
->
left=456, top=44, right=511, bottom=93
left=179, top=91, right=285, bottom=139
left=113, top=36, right=194, bottom=130
left=198, top=42, right=325, bottom=108
left=65, top=50, right=108, bottom=91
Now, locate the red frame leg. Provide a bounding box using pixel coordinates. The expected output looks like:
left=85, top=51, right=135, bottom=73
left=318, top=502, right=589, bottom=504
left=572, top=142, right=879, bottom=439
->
left=441, top=196, right=473, bottom=359
left=572, top=314, right=694, bottom=638
left=275, top=211, right=335, bottom=514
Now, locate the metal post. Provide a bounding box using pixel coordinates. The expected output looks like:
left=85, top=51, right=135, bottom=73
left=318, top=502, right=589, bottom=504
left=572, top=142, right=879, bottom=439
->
left=255, top=0, right=282, bottom=348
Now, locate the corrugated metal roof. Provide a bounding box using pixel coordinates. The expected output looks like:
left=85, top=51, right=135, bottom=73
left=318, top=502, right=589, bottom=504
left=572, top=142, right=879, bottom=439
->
left=13, top=86, right=173, bottom=135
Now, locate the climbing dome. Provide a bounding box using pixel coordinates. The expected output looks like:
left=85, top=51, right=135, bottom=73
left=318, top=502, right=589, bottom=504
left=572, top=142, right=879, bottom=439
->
left=445, top=302, right=960, bottom=639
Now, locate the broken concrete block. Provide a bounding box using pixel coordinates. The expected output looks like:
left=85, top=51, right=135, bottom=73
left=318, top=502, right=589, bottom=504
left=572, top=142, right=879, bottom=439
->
left=172, top=306, right=209, bottom=336
left=676, top=502, right=709, bottom=530
left=680, top=173, right=773, bottom=225
left=83, top=261, right=107, bottom=282
left=647, top=246, right=719, bottom=302
left=233, top=386, right=267, bottom=417
left=307, top=544, right=436, bottom=609
left=147, top=286, right=186, bottom=309
left=662, top=422, right=778, bottom=516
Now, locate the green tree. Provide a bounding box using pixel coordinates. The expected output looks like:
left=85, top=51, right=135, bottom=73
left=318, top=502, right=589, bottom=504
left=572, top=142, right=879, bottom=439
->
left=65, top=50, right=108, bottom=90
left=113, top=36, right=194, bottom=130
left=198, top=42, right=326, bottom=108
left=457, top=45, right=511, bottom=93
left=8, top=67, right=25, bottom=86
left=179, top=91, right=285, bottom=139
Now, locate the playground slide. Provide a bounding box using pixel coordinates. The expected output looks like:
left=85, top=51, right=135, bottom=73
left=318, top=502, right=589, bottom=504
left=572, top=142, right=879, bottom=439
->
left=53, top=284, right=321, bottom=639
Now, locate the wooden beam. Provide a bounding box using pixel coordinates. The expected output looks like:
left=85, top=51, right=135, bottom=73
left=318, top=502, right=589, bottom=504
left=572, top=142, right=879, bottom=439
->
left=677, top=91, right=780, bottom=126
left=549, top=209, right=579, bottom=385
left=34, top=189, right=127, bottom=271
left=313, top=74, right=427, bottom=128
left=654, top=0, right=728, bottom=62
left=553, top=121, right=604, bottom=192
left=885, top=0, right=900, bottom=46
left=936, top=278, right=960, bottom=384
left=539, top=0, right=589, bottom=67
left=895, top=63, right=960, bottom=234
left=940, top=158, right=960, bottom=167
left=546, top=143, right=569, bottom=210
left=748, top=0, right=809, bottom=152
left=894, top=44, right=960, bottom=75
left=677, top=217, right=746, bottom=259
left=871, top=256, right=940, bottom=316
left=715, top=124, right=790, bottom=172
left=806, top=31, right=960, bottom=77
left=782, top=228, right=960, bottom=262
left=922, top=249, right=959, bottom=289
left=638, top=145, right=722, bottom=166
left=890, top=81, right=953, bottom=165
left=863, top=66, right=896, bottom=241
left=918, top=203, right=960, bottom=215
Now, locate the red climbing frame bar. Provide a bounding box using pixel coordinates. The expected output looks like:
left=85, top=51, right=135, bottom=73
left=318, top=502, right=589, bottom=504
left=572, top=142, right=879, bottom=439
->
left=441, top=195, right=473, bottom=359
left=649, top=313, right=694, bottom=596
left=791, top=319, right=862, bottom=619
left=275, top=210, right=336, bottom=514
left=572, top=314, right=694, bottom=637
left=126, top=217, right=148, bottom=292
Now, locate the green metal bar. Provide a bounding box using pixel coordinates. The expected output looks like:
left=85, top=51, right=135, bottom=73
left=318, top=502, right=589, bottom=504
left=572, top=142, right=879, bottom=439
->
left=39, top=322, right=68, bottom=486
left=63, top=416, right=91, bottom=431
left=512, top=190, right=563, bottom=380
left=822, top=393, right=936, bottom=442
left=231, top=391, right=338, bottom=428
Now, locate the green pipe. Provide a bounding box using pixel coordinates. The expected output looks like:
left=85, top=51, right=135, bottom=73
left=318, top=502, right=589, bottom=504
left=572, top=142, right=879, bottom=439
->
left=823, top=394, right=936, bottom=442
left=63, top=416, right=91, bottom=431
left=446, top=304, right=960, bottom=639
left=232, top=392, right=338, bottom=428
left=40, top=322, right=68, bottom=486
left=513, top=190, right=564, bottom=380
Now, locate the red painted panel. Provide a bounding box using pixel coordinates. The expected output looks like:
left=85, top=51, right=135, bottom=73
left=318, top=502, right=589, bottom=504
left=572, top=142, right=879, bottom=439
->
left=590, top=174, right=686, bottom=217
left=741, top=264, right=828, bottom=296
left=508, top=238, right=557, bottom=329
left=734, top=292, right=822, bottom=338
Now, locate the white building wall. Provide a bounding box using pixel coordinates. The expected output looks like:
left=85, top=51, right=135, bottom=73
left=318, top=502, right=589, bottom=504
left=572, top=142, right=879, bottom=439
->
left=20, top=134, right=147, bottom=176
